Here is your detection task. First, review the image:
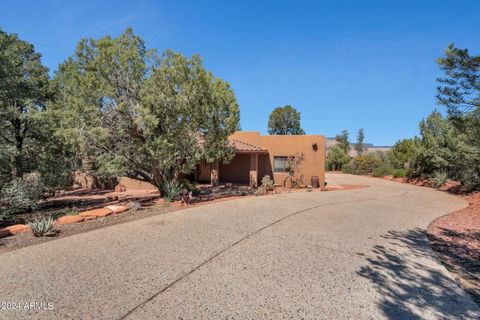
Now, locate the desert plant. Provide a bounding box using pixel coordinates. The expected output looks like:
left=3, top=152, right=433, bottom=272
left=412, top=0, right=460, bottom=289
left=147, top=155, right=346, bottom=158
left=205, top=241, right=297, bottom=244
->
left=283, top=153, right=305, bottom=188
left=459, top=169, right=480, bottom=192
left=180, top=188, right=193, bottom=205
left=0, top=173, right=45, bottom=220
left=27, top=215, right=57, bottom=237
left=64, top=207, right=78, bottom=216
left=351, top=154, right=384, bottom=175
left=392, top=168, right=407, bottom=178
left=127, top=201, right=142, bottom=211
left=162, top=180, right=183, bottom=202
left=372, top=166, right=393, bottom=178
left=255, top=175, right=275, bottom=196
left=432, top=170, right=449, bottom=188
left=181, top=180, right=200, bottom=196
left=326, top=146, right=350, bottom=171
left=341, top=163, right=353, bottom=174
left=388, top=139, right=416, bottom=170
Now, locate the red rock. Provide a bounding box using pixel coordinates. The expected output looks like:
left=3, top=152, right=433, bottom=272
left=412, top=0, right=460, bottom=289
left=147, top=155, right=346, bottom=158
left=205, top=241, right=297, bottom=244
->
left=56, top=215, right=85, bottom=225
left=84, top=216, right=97, bottom=220
left=383, top=175, right=393, bottom=180
left=105, top=205, right=129, bottom=214
left=79, top=208, right=113, bottom=218
left=6, top=224, right=30, bottom=234
left=114, top=184, right=126, bottom=192
left=0, top=229, right=11, bottom=238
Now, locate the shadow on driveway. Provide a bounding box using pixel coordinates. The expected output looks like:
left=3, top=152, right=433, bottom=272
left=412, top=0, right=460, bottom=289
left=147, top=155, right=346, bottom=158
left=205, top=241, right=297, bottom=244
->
left=358, top=229, right=480, bottom=319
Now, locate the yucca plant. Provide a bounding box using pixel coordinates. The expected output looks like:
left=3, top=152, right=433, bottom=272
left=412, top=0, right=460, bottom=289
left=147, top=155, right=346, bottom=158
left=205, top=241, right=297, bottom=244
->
left=27, top=215, right=57, bottom=237
left=432, top=170, right=449, bottom=188
left=162, top=180, right=183, bottom=202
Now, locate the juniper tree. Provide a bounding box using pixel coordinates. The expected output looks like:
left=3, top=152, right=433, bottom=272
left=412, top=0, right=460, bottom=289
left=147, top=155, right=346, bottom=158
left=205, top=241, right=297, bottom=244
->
left=267, top=105, right=305, bottom=135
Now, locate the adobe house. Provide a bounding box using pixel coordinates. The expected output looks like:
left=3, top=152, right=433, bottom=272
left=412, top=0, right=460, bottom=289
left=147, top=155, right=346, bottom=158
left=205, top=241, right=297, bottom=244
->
left=204, top=131, right=325, bottom=188
left=118, top=131, right=326, bottom=190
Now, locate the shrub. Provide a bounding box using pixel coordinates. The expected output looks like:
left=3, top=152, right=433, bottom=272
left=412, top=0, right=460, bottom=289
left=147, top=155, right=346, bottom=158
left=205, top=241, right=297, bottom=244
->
left=341, top=163, right=353, bottom=174
left=351, top=154, right=384, bottom=175
left=0, top=173, right=45, bottom=221
left=326, top=146, right=351, bottom=171
left=27, top=215, right=57, bottom=237
left=255, top=175, right=275, bottom=196
left=432, top=170, right=448, bottom=188
left=392, top=169, right=407, bottom=178
left=162, top=180, right=183, bottom=202
left=372, top=166, right=393, bottom=178
left=388, top=139, right=416, bottom=169
left=127, top=201, right=142, bottom=211
left=181, top=179, right=200, bottom=196
left=459, top=169, right=480, bottom=192
left=64, top=207, right=78, bottom=216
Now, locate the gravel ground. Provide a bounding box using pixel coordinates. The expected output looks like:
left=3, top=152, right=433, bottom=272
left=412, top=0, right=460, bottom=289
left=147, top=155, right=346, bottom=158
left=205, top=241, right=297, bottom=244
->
left=0, top=203, right=175, bottom=254
left=427, top=192, right=480, bottom=304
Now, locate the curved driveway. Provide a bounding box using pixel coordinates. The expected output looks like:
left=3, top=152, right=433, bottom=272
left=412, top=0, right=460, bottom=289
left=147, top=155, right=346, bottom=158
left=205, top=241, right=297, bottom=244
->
left=0, top=173, right=479, bottom=319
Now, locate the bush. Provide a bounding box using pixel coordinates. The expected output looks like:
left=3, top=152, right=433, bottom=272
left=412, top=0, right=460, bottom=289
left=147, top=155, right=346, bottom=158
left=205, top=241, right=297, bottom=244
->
left=326, top=146, right=351, bottom=171
left=341, top=163, right=353, bottom=174
left=27, top=215, right=57, bottom=237
left=350, top=154, right=384, bottom=175
left=459, top=169, right=480, bottom=192
left=127, top=201, right=142, bottom=211
left=392, top=169, right=407, bottom=178
left=432, top=170, right=448, bottom=188
left=181, top=179, right=200, bottom=196
left=0, top=173, right=45, bottom=221
left=372, top=166, right=393, bottom=178
left=388, top=139, right=415, bottom=169
left=255, top=175, right=275, bottom=196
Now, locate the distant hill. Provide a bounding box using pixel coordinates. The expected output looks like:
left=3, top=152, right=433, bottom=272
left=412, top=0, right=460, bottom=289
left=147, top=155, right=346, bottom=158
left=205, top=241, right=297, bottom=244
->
left=325, top=138, right=392, bottom=157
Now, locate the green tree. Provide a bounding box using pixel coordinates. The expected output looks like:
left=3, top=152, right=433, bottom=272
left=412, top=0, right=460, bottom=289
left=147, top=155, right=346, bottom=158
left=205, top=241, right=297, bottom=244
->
left=54, top=29, right=240, bottom=194
left=335, top=130, right=350, bottom=153
left=354, top=128, right=365, bottom=155
left=326, top=145, right=350, bottom=171
left=409, top=111, right=480, bottom=190
left=51, top=28, right=148, bottom=187
left=0, top=29, right=50, bottom=181
left=388, top=138, right=415, bottom=169
left=437, top=43, right=480, bottom=115
left=267, top=105, right=305, bottom=135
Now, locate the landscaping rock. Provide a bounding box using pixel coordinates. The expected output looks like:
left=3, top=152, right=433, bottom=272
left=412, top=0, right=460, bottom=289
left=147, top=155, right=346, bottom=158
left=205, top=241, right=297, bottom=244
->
left=114, top=184, right=126, bottom=192
left=105, top=205, right=129, bottom=214
left=0, top=229, right=11, bottom=238
left=439, top=180, right=462, bottom=193
left=79, top=208, right=113, bottom=218
left=6, top=224, right=30, bottom=234
left=56, top=215, right=85, bottom=225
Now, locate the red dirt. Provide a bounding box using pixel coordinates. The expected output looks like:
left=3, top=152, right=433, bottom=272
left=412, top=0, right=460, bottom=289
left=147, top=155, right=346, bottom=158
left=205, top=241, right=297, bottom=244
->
left=427, top=192, right=480, bottom=304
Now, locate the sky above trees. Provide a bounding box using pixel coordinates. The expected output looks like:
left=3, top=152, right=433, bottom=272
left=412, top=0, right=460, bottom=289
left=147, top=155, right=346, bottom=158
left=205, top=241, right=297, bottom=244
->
left=2, top=0, right=479, bottom=145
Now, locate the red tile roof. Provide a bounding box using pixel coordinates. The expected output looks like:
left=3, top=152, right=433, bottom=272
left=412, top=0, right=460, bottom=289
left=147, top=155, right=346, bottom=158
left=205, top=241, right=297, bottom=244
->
left=230, top=139, right=267, bottom=153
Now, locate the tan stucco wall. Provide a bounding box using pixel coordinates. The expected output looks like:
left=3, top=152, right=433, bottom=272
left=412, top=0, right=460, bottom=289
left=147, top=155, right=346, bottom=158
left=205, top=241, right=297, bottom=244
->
left=220, top=154, right=251, bottom=184
left=230, top=131, right=326, bottom=187
left=117, top=131, right=325, bottom=190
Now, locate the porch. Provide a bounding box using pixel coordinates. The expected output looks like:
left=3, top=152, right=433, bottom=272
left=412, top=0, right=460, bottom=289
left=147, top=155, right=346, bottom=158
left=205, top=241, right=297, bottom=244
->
left=195, top=139, right=269, bottom=188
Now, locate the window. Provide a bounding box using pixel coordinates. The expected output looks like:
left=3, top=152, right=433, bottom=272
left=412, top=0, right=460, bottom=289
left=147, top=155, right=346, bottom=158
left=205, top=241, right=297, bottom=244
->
left=273, top=156, right=290, bottom=173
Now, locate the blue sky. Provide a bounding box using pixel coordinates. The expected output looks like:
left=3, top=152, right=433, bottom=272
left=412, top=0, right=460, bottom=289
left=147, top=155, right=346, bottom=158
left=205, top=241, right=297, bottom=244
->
left=2, top=1, right=479, bottom=145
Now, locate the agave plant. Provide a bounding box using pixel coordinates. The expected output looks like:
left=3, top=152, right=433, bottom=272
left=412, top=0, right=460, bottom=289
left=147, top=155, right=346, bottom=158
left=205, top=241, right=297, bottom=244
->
left=161, top=180, right=183, bottom=202
left=27, top=215, right=57, bottom=237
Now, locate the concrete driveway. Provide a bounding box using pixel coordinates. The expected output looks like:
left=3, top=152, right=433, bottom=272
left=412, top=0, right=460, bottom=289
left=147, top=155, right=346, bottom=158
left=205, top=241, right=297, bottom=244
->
left=0, top=173, right=479, bottom=319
